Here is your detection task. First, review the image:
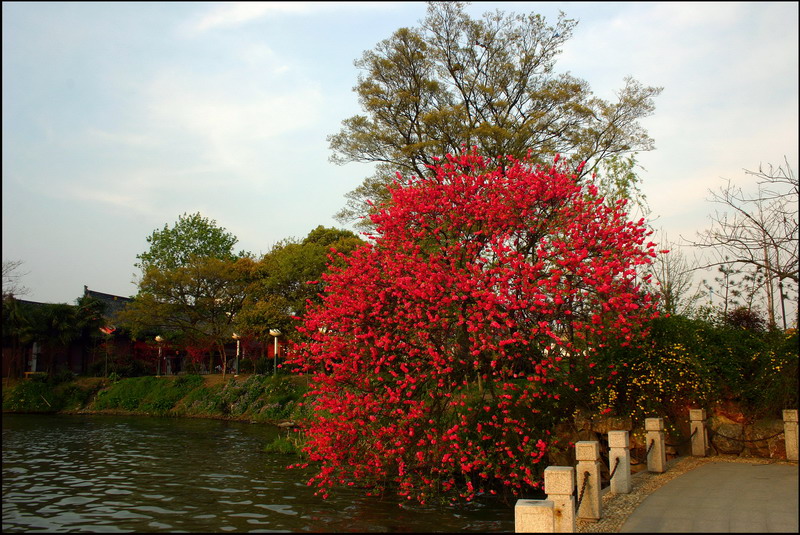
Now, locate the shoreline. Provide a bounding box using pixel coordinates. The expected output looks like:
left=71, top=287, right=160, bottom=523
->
left=1, top=373, right=305, bottom=427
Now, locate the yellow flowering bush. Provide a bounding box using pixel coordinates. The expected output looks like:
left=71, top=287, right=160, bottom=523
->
left=589, top=315, right=798, bottom=424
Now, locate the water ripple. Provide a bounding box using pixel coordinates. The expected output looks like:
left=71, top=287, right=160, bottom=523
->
left=3, top=413, right=514, bottom=533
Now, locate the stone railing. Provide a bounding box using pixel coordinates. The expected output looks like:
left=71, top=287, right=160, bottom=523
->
left=514, top=409, right=798, bottom=532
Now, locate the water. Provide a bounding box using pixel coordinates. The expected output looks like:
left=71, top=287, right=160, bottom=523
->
left=2, top=414, right=514, bottom=532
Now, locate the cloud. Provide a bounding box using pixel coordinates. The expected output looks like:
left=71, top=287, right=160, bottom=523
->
left=142, top=67, right=323, bottom=168
left=562, top=2, right=798, bottom=226
left=187, top=3, right=309, bottom=33
left=5, top=2, right=336, bottom=226
left=56, top=26, right=329, bottom=214
left=184, top=1, right=398, bottom=34
left=36, top=65, right=326, bottom=229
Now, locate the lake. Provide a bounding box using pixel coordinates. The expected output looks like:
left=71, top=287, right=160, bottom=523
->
left=2, top=413, right=515, bottom=532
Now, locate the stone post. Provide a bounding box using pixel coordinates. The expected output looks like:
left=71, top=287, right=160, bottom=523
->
left=544, top=466, right=575, bottom=532
left=784, top=410, right=798, bottom=462
left=608, top=430, right=631, bottom=494
left=689, top=409, right=708, bottom=457
left=645, top=417, right=666, bottom=473
left=515, top=499, right=555, bottom=533
left=575, top=441, right=602, bottom=521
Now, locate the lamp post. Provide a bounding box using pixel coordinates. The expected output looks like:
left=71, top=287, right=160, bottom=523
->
left=269, top=329, right=281, bottom=375
left=155, top=336, right=164, bottom=377
left=232, top=333, right=241, bottom=377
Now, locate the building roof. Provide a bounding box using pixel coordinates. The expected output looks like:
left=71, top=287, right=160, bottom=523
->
left=83, top=286, right=133, bottom=318
left=11, top=298, right=53, bottom=309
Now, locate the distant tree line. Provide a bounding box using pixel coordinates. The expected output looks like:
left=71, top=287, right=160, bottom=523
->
left=115, top=213, right=364, bottom=374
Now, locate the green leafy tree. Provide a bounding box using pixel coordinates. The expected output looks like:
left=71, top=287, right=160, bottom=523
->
left=29, top=305, right=77, bottom=375
left=2, top=297, right=25, bottom=377
left=595, top=153, right=651, bottom=220
left=119, top=256, right=254, bottom=374
left=72, top=294, right=108, bottom=373
left=135, top=212, right=245, bottom=274
left=122, top=214, right=253, bottom=374
left=236, top=226, right=363, bottom=342
left=329, top=1, right=662, bottom=228
left=2, top=294, right=104, bottom=377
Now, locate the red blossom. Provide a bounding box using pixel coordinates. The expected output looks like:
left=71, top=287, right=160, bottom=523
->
left=287, top=149, right=658, bottom=503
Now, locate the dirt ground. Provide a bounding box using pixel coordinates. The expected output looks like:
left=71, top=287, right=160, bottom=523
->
left=201, top=373, right=254, bottom=387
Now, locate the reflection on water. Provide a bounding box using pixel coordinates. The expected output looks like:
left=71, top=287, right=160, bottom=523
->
left=2, top=414, right=513, bottom=532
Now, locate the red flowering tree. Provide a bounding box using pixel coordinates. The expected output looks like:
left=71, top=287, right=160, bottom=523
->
left=288, top=149, right=659, bottom=504
left=132, top=340, right=161, bottom=374
left=184, top=339, right=216, bottom=374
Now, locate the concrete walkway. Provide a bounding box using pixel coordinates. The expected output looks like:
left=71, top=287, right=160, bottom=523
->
left=620, top=462, right=799, bottom=533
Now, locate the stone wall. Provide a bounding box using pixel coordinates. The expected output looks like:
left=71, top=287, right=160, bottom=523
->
left=708, top=412, right=786, bottom=458
left=552, top=406, right=790, bottom=467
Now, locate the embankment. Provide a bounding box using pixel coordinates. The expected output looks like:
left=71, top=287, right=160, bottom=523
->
left=1, top=374, right=309, bottom=426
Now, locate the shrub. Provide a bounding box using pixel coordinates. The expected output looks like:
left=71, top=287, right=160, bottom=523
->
left=238, top=358, right=255, bottom=373
left=2, top=379, right=56, bottom=412
left=594, top=315, right=799, bottom=423
left=254, top=357, right=272, bottom=375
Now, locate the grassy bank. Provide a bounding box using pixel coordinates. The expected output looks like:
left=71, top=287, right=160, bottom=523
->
left=1, top=373, right=310, bottom=425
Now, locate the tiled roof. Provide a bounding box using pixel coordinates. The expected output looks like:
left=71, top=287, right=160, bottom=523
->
left=12, top=298, right=53, bottom=309
left=83, top=286, right=133, bottom=318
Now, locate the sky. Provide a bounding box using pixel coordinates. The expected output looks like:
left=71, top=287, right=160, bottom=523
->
left=3, top=1, right=798, bottom=305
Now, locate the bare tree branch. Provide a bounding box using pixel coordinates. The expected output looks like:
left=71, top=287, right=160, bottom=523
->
left=685, top=159, right=798, bottom=328
left=2, top=260, right=30, bottom=299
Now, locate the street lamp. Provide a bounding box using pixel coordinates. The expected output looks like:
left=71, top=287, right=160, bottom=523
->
left=269, top=329, right=281, bottom=375
left=155, top=336, right=164, bottom=377
left=232, top=333, right=241, bottom=376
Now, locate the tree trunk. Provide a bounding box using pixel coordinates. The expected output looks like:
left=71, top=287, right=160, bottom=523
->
left=762, top=242, right=776, bottom=329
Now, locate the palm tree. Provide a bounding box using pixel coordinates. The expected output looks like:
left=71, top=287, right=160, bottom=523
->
left=17, top=303, right=79, bottom=375
left=2, top=297, right=27, bottom=377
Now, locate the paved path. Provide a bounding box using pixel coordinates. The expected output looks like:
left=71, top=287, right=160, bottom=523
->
left=619, top=461, right=799, bottom=533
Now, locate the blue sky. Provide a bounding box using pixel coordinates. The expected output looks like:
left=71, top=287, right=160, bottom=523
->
left=3, top=1, right=798, bottom=304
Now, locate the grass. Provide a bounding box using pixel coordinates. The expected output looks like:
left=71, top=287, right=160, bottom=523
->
left=3, top=373, right=308, bottom=425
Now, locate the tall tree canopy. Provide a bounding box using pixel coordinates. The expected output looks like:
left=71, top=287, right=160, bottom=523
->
left=122, top=214, right=252, bottom=372
left=289, top=149, right=659, bottom=504
left=236, top=226, right=363, bottom=341
left=120, top=256, right=254, bottom=372
left=135, top=212, right=244, bottom=274
left=329, top=2, right=662, bottom=227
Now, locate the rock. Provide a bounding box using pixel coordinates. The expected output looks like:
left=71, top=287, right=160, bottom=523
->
left=710, top=422, right=744, bottom=455
left=713, top=401, right=748, bottom=424
left=592, top=415, right=633, bottom=435
left=743, top=419, right=785, bottom=458
left=277, top=421, right=297, bottom=428
left=573, top=410, right=633, bottom=435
